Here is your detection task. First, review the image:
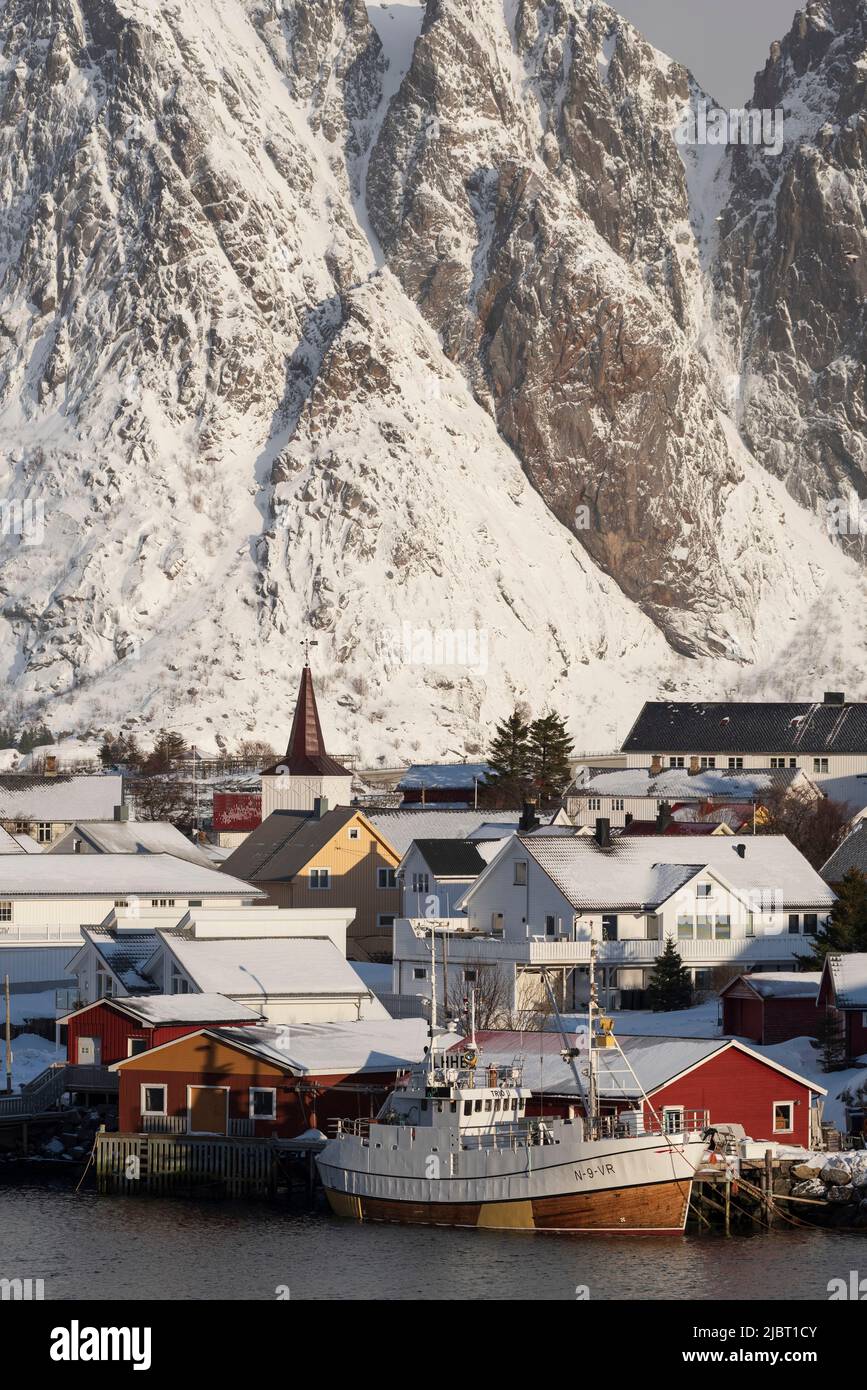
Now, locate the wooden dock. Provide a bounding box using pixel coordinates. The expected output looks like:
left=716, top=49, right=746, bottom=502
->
left=95, top=1132, right=326, bottom=1201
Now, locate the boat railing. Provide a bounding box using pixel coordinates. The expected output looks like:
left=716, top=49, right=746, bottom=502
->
left=328, top=1118, right=372, bottom=1139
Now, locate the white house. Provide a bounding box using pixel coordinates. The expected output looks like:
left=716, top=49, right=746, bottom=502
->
left=48, top=816, right=214, bottom=867
left=397, top=838, right=493, bottom=919
left=0, top=772, right=125, bottom=845
left=0, top=854, right=264, bottom=1010
left=392, top=828, right=835, bottom=1014
left=564, top=766, right=819, bottom=829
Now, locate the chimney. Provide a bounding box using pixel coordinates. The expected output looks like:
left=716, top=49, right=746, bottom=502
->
left=656, top=801, right=672, bottom=832
left=824, top=691, right=845, bottom=705
left=688, top=755, right=700, bottom=776
left=734, top=843, right=746, bottom=859
left=595, top=817, right=611, bottom=848
left=313, top=796, right=329, bottom=819
left=519, top=800, right=539, bottom=833
left=624, top=812, right=633, bottom=826
left=650, top=755, right=663, bottom=776
left=113, top=804, right=130, bottom=822
left=44, top=754, right=58, bottom=776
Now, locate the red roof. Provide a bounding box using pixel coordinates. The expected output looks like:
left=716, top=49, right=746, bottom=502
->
left=262, top=664, right=350, bottom=778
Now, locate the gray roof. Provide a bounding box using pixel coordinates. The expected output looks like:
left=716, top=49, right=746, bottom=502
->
left=413, top=839, right=488, bottom=878
left=49, top=820, right=214, bottom=866
left=825, top=953, right=867, bottom=1009
left=211, top=1018, right=432, bottom=1075
left=80, top=926, right=161, bottom=993
left=821, top=823, right=867, bottom=883
left=156, top=934, right=376, bottom=999
left=0, top=853, right=262, bottom=897
left=219, top=807, right=359, bottom=882
left=0, top=773, right=124, bottom=819
left=570, top=766, right=804, bottom=800
left=397, top=764, right=490, bottom=791
left=622, top=700, right=867, bottom=755
left=366, top=809, right=548, bottom=857
left=514, top=834, right=834, bottom=911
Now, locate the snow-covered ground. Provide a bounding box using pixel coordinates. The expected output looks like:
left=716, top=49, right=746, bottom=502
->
left=559, top=999, right=723, bottom=1038
left=0, top=1032, right=63, bottom=1092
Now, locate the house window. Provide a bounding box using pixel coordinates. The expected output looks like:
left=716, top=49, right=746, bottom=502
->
left=464, top=969, right=477, bottom=983
left=700, top=757, right=716, bottom=769
left=170, top=964, right=191, bottom=995
left=377, top=868, right=397, bottom=889
left=601, top=915, right=618, bottom=942
left=803, top=914, right=818, bottom=936
left=0, top=902, right=11, bottom=922
left=670, top=757, right=685, bottom=769
left=588, top=798, right=601, bottom=811
left=413, top=967, right=426, bottom=980
left=127, top=1037, right=149, bottom=1057
left=770, top=757, right=785, bottom=769
left=249, top=1088, right=277, bottom=1120
left=188, top=900, right=202, bottom=907
left=377, top=914, right=396, bottom=931
left=788, top=914, right=801, bottom=934
left=96, top=967, right=114, bottom=999
left=513, top=861, right=528, bottom=886
left=663, top=1107, right=684, bottom=1134
left=773, top=1102, right=794, bottom=1134
left=714, top=916, right=731, bottom=940
left=13, top=821, right=28, bottom=834
left=309, top=868, right=331, bottom=890
left=645, top=915, right=660, bottom=941
left=151, top=899, right=175, bottom=907
left=114, top=900, right=129, bottom=908
left=695, top=916, right=713, bottom=940
left=697, top=883, right=712, bottom=898
left=612, top=799, right=624, bottom=812
left=545, top=915, right=556, bottom=937
left=141, top=1084, right=166, bottom=1116
left=677, top=917, right=693, bottom=939
left=348, top=827, right=360, bottom=840
left=789, top=759, right=797, bottom=768
left=727, top=758, right=743, bottom=769
left=411, top=872, right=429, bottom=893
left=813, top=758, right=829, bottom=773
left=36, top=823, right=52, bottom=843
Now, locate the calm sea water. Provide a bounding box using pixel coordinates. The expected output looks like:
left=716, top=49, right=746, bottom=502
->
left=0, top=1181, right=863, bottom=1301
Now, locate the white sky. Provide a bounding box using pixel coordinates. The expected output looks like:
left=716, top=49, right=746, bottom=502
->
left=612, top=1, right=799, bottom=107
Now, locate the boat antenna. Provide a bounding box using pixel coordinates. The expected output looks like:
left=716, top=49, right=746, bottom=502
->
left=469, top=984, right=477, bottom=1050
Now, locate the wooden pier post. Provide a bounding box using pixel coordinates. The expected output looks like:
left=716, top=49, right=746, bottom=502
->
left=764, top=1149, right=775, bottom=1228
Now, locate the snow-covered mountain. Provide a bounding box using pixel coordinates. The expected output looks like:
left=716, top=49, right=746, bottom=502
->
left=0, top=0, right=864, bottom=762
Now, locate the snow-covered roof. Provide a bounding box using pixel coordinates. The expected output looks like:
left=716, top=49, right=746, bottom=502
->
left=726, top=972, right=822, bottom=1000
left=622, top=701, right=867, bottom=755
left=63, top=993, right=263, bottom=1024
left=462, top=1032, right=826, bottom=1098
left=570, top=766, right=804, bottom=800
left=10, top=832, right=42, bottom=853
left=0, top=773, right=124, bottom=819
left=820, top=821, right=867, bottom=882
left=0, top=825, right=25, bottom=853
left=826, top=953, right=867, bottom=1009
left=0, top=853, right=263, bottom=897
left=50, top=820, right=214, bottom=866
left=366, top=809, right=550, bottom=856
left=157, top=934, right=375, bottom=998
left=512, top=834, right=834, bottom=911
left=212, top=1017, right=434, bottom=1075
left=397, top=764, right=490, bottom=791
left=80, top=927, right=161, bottom=993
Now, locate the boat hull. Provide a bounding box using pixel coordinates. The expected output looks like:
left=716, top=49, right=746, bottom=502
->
left=322, top=1176, right=691, bottom=1233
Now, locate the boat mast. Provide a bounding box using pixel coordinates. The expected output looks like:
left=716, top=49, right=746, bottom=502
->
left=469, top=984, right=477, bottom=1050
left=587, top=936, right=599, bottom=1134
left=427, top=925, right=437, bottom=1079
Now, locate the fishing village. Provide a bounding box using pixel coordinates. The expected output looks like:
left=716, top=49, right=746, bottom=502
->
left=1, top=674, right=867, bottom=1247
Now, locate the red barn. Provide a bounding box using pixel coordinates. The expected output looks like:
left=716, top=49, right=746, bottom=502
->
left=110, top=1018, right=430, bottom=1138
left=62, top=995, right=263, bottom=1069
left=818, top=953, right=867, bottom=1061
left=459, top=1032, right=826, bottom=1149
left=720, top=972, right=822, bottom=1045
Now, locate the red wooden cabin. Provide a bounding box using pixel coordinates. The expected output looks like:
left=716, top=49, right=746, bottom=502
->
left=62, top=996, right=262, bottom=1068
left=720, top=972, right=821, bottom=1045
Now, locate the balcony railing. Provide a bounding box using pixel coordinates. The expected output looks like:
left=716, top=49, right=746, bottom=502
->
left=140, top=1115, right=255, bottom=1136
left=527, top=937, right=807, bottom=963
left=0, top=925, right=84, bottom=942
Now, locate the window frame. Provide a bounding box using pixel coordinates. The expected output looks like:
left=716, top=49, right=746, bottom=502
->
left=309, top=867, right=331, bottom=890
left=513, top=860, right=528, bottom=886
left=249, top=1087, right=277, bottom=1121
left=772, top=1101, right=795, bottom=1135
left=141, top=1083, right=167, bottom=1117
left=377, top=867, right=397, bottom=889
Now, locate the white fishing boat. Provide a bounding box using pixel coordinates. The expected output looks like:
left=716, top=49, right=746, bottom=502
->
left=317, top=940, right=708, bottom=1233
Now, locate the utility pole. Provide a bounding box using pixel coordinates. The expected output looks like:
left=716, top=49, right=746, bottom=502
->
left=4, top=975, right=11, bottom=1095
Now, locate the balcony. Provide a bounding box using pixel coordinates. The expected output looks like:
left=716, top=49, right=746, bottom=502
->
left=527, top=937, right=807, bottom=965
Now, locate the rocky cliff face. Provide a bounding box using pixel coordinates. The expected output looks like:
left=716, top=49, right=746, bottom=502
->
left=0, top=0, right=865, bottom=758
left=711, top=0, right=867, bottom=549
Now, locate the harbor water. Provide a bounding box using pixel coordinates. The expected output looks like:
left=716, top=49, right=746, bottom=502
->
left=1, top=1181, right=864, bottom=1300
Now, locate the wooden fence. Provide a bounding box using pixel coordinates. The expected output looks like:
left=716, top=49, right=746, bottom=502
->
left=96, top=1132, right=278, bottom=1199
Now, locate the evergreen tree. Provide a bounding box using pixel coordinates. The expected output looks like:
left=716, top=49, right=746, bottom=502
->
left=646, top=938, right=693, bottom=1012
left=527, top=711, right=574, bottom=803
left=807, top=869, right=867, bottom=963
left=143, top=729, right=186, bottom=774
left=0, top=723, right=17, bottom=750
left=812, top=1009, right=847, bottom=1072
left=483, top=710, right=532, bottom=805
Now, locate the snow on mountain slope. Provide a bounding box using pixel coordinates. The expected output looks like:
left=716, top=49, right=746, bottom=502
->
left=0, top=0, right=864, bottom=760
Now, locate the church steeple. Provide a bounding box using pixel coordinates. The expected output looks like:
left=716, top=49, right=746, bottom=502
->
left=262, top=656, right=350, bottom=779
